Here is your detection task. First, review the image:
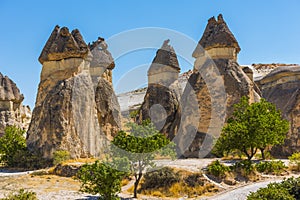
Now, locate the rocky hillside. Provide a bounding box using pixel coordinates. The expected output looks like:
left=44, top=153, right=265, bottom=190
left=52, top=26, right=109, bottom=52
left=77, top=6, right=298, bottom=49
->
left=0, top=73, right=31, bottom=136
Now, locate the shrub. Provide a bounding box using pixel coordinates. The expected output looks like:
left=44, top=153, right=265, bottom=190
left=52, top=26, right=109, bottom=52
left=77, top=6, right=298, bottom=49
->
left=247, top=185, right=294, bottom=200
left=256, top=161, right=287, bottom=175
left=231, top=160, right=255, bottom=175
left=184, top=173, right=205, bottom=187
left=207, top=160, right=230, bottom=178
left=53, top=150, right=71, bottom=165
left=0, top=189, right=38, bottom=200
left=77, top=160, right=128, bottom=200
left=247, top=177, right=300, bottom=200
left=289, top=152, right=300, bottom=171
left=141, top=167, right=180, bottom=190
left=0, top=126, right=27, bottom=167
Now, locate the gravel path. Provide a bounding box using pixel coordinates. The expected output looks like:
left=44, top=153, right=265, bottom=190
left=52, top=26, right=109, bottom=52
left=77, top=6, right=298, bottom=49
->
left=201, top=179, right=283, bottom=200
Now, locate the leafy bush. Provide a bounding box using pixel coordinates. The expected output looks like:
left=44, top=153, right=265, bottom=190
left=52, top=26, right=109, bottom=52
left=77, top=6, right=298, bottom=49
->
left=207, top=160, right=230, bottom=178
left=0, top=189, right=38, bottom=200
left=280, top=177, right=300, bottom=199
left=53, top=150, right=71, bottom=165
left=0, top=126, right=27, bottom=167
left=256, top=161, right=287, bottom=175
left=289, top=152, right=300, bottom=171
left=247, top=184, right=294, bottom=200
left=231, top=160, right=255, bottom=175
left=77, top=160, right=128, bottom=200
left=141, top=167, right=180, bottom=190
left=247, top=177, right=300, bottom=200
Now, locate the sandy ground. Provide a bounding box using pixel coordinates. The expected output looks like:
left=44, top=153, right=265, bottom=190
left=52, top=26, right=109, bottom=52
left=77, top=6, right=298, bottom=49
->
left=0, top=159, right=293, bottom=200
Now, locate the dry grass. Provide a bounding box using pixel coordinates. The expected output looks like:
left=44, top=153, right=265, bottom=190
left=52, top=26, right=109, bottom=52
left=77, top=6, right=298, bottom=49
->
left=139, top=168, right=219, bottom=198
left=61, top=158, right=97, bottom=165
left=0, top=174, right=81, bottom=197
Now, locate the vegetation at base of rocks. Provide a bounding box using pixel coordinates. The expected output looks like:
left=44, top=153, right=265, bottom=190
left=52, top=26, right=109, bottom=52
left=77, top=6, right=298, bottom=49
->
left=52, top=150, right=71, bottom=165
left=0, top=126, right=27, bottom=167
left=141, top=167, right=180, bottom=190
left=140, top=167, right=217, bottom=198
left=207, top=160, right=230, bottom=178
left=111, top=120, right=176, bottom=198
left=289, top=152, right=300, bottom=171
left=76, top=158, right=129, bottom=200
left=247, top=177, right=300, bottom=200
left=0, top=126, right=50, bottom=169
left=129, top=110, right=139, bottom=119
left=0, top=188, right=38, bottom=200
left=214, top=96, right=289, bottom=160
left=256, top=160, right=287, bottom=175
left=206, top=160, right=287, bottom=184
left=230, top=160, right=256, bottom=176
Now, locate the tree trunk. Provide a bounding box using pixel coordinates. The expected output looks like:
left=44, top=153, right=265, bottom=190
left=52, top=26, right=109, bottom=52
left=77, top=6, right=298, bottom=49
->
left=260, top=148, right=265, bottom=160
left=133, top=172, right=143, bottom=198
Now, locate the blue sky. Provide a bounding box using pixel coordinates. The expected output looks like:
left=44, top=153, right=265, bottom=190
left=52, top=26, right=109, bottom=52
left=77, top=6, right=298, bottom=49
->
left=0, top=0, right=300, bottom=108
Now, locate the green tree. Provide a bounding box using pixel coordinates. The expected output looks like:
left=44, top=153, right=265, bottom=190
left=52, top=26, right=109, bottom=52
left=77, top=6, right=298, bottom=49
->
left=214, top=96, right=289, bottom=160
left=77, top=158, right=129, bottom=200
left=0, top=126, right=27, bottom=167
left=111, top=121, right=175, bottom=198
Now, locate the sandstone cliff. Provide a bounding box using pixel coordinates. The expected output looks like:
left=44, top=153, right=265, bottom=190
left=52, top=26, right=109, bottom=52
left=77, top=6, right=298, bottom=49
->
left=0, top=73, right=31, bottom=136
left=27, top=26, right=106, bottom=159
left=257, top=65, right=300, bottom=157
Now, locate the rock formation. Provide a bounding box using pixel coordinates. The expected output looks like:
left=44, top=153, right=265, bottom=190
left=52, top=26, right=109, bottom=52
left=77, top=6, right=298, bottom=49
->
left=0, top=73, right=31, bottom=136
left=137, top=40, right=181, bottom=139
left=177, top=14, right=261, bottom=158
left=95, top=77, right=121, bottom=139
left=27, top=26, right=105, bottom=159
left=89, top=37, right=115, bottom=86
left=89, top=37, right=121, bottom=139
left=256, top=65, right=300, bottom=157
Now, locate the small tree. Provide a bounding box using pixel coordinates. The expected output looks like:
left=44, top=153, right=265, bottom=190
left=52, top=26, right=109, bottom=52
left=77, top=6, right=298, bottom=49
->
left=0, top=126, right=27, bottom=167
left=111, top=120, right=175, bottom=198
left=214, top=97, right=289, bottom=160
left=77, top=158, right=129, bottom=200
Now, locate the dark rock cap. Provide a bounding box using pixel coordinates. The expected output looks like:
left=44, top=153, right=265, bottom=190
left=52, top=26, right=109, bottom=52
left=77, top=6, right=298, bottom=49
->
left=193, top=14, right=241, bottom=58
left=39, top=25, right=89, bottom=64
left=148, top=39, right=180, bottom=73
left=0, top=73, right=24, bottom=103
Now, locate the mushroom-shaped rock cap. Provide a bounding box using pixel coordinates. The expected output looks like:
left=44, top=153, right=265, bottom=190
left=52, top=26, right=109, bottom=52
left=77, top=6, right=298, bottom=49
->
left=148, top=39, right=180, bottom=74
left=193, top=14, right=241, bottom=58
left=39, top=25, right=89, bottom=64
left=88, top=37, right=115, bottom=70
left=0, top=73, right=24, bottom=103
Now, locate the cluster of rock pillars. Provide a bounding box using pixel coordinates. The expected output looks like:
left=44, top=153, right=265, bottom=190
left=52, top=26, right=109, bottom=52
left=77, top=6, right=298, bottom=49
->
left=0, top=14, right=300, bottom=159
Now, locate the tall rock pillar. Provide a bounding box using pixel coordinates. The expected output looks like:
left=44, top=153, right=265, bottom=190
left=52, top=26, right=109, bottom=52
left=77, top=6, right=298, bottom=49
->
left=27, top=26, right=104, bottom=159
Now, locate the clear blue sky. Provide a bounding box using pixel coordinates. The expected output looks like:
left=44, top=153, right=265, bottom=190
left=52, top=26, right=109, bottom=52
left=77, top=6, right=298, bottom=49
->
left=0, top=0, right=300, bottom=108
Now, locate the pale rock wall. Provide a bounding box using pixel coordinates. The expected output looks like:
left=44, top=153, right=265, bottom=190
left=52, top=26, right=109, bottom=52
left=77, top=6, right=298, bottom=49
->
left=206, top=47, right=237, bottom=61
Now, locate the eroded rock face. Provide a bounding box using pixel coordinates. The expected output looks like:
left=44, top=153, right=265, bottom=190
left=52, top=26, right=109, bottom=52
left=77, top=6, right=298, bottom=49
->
left=95, top=77, right=121, bottom=139
left=27, top=26, right=106, bottom=159
left=0, top=73, right=31, bottom=136
left=89, top=37, right=115, bottom=85
left=138, top=40, right=181, bottom=139
left=177, top=15, right=260, bottom=158
left=257, top=66, right=300, bottom=157
left=177, top=59, right=260, bottom=158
